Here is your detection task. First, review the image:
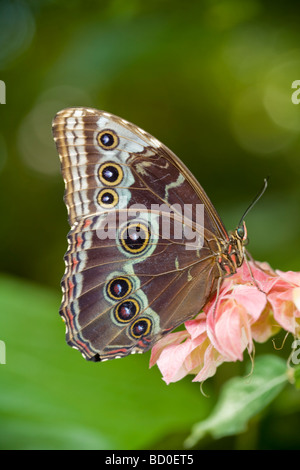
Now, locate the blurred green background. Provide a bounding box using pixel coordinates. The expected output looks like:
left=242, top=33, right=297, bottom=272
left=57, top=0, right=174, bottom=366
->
left=0, top=0, right=300, bottom=450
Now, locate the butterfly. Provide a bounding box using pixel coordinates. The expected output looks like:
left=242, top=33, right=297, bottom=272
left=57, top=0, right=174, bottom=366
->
left=52, top=107, right=252, bottom=362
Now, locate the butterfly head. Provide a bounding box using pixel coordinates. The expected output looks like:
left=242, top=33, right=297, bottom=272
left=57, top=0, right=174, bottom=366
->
left=225, top=178, right=269, bottom=271
left=235, top=220, right=248, bottom=244
left=226, top=222, right=247, bottom=270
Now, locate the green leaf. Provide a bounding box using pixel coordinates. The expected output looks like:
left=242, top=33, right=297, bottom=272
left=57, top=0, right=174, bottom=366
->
left=291, top=364, right=300, bottom=389
left=185, top=355, right=288, bottom=447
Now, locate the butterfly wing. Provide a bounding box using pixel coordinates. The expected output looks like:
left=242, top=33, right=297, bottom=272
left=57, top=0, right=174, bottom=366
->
left=52, top=107, right=227, bottom=361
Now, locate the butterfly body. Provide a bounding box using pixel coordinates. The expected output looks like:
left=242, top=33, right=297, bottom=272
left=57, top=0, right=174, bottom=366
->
left=52, top=108, right=245, bottom=361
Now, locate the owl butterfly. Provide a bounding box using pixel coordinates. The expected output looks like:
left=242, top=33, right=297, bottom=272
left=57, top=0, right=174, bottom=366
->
left=52, top=107, right=261, bottom=362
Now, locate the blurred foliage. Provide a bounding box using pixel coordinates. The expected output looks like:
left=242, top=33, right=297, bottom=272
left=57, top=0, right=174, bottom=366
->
left=185, top=355, right=288, bottom=447
left=0, top=0, right=300, bottom=450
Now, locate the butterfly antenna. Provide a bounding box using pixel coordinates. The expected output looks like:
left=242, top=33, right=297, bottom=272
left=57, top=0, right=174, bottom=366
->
left=238, top=177, right=269, bottom=228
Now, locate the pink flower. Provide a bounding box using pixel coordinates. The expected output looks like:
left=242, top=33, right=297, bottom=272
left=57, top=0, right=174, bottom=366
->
left=149, top=314, right=229, bottom=384
left=268, top=270, right=300, bottom=335
left=150, top=260, right=300, bottom=384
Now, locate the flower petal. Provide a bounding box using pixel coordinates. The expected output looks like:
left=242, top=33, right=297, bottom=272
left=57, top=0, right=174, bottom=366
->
left=276, top=270, right=300, bottom=287
left=207, top=299, right=252, bottom=361
left=149, top=330, right=189, bottom=368
left=230, top=284, right=266, bottom=321
left=185, top=313, right=207, bottom=339
left=268, top=289, right=300, bottom=334
left=192, top=344, right=228, bottom=382
left=251, top=304, right=281, bottom=342
left=155, top=334, right=205, bottom=384
left=293, top=287, right=300, bottom=311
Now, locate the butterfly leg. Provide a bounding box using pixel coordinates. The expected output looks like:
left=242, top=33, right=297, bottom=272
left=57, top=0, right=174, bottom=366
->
left=211, top=275, right=223, bottom=320
left=243, top=250, right=267, bottom=294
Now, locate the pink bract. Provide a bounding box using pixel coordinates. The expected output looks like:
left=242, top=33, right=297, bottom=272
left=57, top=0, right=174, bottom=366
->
left=150, top=260, right=300, bottom=383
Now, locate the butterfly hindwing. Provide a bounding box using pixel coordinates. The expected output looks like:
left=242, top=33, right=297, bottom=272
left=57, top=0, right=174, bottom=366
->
left=61, top=210, right=219, bottom=360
